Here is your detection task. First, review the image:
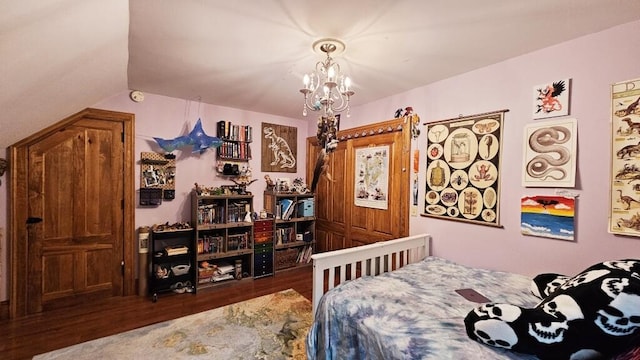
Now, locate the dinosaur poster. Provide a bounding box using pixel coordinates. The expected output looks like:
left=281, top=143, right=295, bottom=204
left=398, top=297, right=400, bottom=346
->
left=422, top=109, right=507, bottom=227
left=610, top=77, right=640, bottom=236
left=522, top=118, right=578, bottom=188
left=261, top=123, right=297, bottom=173
left=532, top=78, right=571, bottom=119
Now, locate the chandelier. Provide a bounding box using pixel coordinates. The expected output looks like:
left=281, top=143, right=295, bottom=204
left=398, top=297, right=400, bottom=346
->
left=300, top=38, right=354, bottom=118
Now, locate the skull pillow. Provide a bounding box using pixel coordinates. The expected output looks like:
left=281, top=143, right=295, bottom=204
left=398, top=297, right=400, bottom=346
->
left=465, top=259, right=640, bottom=359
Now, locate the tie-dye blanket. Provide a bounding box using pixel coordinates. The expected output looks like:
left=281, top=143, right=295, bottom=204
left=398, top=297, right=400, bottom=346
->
left=306, top=256, right=540, bottom=359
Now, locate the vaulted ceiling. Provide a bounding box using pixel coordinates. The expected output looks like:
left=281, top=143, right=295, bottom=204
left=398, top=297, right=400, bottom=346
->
left=2, top=0, right=640, bottom=148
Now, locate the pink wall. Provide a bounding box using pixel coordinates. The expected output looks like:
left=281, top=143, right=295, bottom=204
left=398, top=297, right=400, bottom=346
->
left=93, top=93, right=309, bottom=228
left=346, top=20, right=640, bottom=277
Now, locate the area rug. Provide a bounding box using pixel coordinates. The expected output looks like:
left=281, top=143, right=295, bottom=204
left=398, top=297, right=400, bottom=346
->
left=33, top=289, right=312, bottom=359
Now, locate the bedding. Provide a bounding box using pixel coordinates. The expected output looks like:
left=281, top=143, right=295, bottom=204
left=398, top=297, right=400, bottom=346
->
left=306, top=256, right=540, bottom=359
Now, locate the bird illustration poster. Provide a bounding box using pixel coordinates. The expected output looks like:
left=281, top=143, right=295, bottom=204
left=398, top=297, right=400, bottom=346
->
left=423, top=110, right=506, bottom=227
left=522, top=118, right=577, bottom=188
left=521, top=196, right=575, bottom=241
left=532, top=78, right=571, bottom=119
left=609, top=77, right=640, bottom=237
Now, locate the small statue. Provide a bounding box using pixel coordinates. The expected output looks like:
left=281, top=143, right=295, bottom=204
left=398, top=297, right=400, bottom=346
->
left=265, top=174, right=276, bottom=191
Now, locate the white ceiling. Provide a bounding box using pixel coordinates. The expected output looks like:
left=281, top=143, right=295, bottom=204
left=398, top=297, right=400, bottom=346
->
left=2, top=0, right=640, bottom=148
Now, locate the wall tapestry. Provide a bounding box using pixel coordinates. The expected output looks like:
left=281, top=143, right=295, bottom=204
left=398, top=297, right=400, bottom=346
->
left=261, top=123, right=297, bottom=173
left=354, top=145, right=389, bottom=210
left=521, top=195, right=575, bottom=241
left=609, top=77, right=640, bottom=236
left=522, top=118, right=578, bottom=188
left=532, top=78, right=571, bottom=119
left=423, top=110, right=507, bottom=227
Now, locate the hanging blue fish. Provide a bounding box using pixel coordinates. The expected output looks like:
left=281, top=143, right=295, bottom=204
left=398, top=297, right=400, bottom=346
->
left=154, top=118, right=222, bottom=154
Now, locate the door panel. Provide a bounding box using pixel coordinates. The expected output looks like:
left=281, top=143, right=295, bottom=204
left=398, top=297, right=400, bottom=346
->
left=3, top=108, right=134, bottom=317
left=27, top=119, right=124, bottom=312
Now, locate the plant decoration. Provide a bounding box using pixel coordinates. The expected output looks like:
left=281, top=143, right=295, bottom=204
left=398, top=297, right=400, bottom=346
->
left=311, top=114, right=339, bottom=192
left=154, top=118, right=222, bottom=154
left=0, top=158, right=6, bottom=185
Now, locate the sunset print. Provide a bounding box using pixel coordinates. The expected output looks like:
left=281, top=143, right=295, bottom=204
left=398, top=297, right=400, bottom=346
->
left=521, top=195, right=575, bottom=240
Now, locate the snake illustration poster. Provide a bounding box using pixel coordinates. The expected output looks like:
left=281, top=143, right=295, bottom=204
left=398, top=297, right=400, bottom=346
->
left=609, top=77, right=640, bottom=237
left=422, top=110, right=506, bottom=227
left=522, top=118, right=577, bottom=188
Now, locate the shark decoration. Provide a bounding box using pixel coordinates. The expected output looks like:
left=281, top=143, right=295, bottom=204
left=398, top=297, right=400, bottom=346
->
left=154, top=118, right=222, bottom=154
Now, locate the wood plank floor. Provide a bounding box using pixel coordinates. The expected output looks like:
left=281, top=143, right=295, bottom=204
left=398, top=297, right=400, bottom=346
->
left=0, top=266, right=312, bottom=360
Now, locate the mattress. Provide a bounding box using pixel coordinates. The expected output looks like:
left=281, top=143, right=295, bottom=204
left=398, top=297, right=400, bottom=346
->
left=306, top=256, right=540, bottom=359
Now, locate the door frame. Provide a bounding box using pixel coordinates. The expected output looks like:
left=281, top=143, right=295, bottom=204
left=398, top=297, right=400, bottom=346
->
left=8, top=108, right=136, bottom=318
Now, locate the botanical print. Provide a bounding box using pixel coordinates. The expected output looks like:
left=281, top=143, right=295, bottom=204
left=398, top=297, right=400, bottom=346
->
left=261, top=123, right=297, bottom=173
left=423, top=110, right=506, bottom=227
left=522, top=118, right=578, bottom=188
left=354, top=145, right=389, bottom=210
left=610, top=77, right=640, bottom=236
left=532, top=78, right=571, bottom=119
left=521, top=195, right=575, bottom=241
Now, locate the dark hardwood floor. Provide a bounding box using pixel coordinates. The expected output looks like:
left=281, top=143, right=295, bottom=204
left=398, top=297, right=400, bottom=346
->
left=0, top=266, right=312, bottom=360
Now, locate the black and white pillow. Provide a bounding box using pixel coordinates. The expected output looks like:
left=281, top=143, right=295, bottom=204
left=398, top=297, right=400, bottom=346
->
left=464, top=260, right=640, bottom=359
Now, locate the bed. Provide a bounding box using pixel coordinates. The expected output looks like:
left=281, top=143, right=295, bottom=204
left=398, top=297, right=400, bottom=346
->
left=306, top=233, right=640, bottom=359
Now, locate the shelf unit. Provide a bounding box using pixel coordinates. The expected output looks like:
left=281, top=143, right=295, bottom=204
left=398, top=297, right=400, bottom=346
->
left=216, top=121, right=252, bottom=175
left=149, top=228, right=196, bottom=302
left=192, top=192, right=254, bottom=290
left=263, top=191, right=315, bottom=272
left=253, top=218, right=274, bottom=278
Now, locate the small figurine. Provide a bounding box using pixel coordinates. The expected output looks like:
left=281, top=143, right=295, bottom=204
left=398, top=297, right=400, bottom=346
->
left=265, top=174, right=276, bottom=191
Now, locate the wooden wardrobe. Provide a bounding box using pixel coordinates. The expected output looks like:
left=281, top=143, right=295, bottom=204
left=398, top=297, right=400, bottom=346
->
left=306, top=117, right=412, bottom=252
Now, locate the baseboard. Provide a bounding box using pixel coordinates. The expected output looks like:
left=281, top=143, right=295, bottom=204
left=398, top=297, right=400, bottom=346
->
left=0, top=300, right=9, bottom=320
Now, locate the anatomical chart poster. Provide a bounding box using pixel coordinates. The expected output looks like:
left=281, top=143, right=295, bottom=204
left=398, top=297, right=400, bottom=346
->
left=609, top=77, right=640, bottom=236
left=522, top=118, right=577, bottom=188
left=422, top=110, right=506, bottom=227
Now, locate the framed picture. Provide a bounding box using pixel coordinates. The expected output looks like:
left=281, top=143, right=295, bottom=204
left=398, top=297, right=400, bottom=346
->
left=609, top=77, right=640, bottom=236
left=521, top=195, right=575, bottom=241
left=422, top=109, right=507, bottom=227
left=354, top=145, right=389, bottom=210
left=261, top=123, right=297, bottom=173
left=532, top=78, right=571, bottom=119
left=522, top=118, right=578, bottom=188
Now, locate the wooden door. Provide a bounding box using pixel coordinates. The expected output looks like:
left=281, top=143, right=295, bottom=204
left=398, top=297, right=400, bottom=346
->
left=307, top=118, right=411, bottom=251
left=10, top=108, right=135, bottom=317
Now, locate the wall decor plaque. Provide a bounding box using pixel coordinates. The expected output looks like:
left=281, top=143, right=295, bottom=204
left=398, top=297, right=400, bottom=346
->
left=422, top=110, right=507, bottom=227
left=261, top=123, right=297, bottom=173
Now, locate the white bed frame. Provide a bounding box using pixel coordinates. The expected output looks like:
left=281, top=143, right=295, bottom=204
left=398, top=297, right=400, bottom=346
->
left=310, top=233, right=431, bottom=316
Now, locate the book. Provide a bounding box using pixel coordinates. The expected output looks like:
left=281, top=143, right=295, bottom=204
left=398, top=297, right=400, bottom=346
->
left=165, top=245, right=188, bottom=256
left=280, top=199, right=295, bottom=220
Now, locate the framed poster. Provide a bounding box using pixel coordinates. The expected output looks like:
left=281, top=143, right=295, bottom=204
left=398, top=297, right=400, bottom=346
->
left=533, top=78, right=571, bottom=119
left=522, top=118, right=578, bottom=188
left=422, top=110, right=507, bottom=227
left=521, top=195, right=575, bottom=241
left=261, top=123, right=297, bottom=172
left=354, top=145, right=389, bottom=210
left=609, top=77, right=640, bottom=236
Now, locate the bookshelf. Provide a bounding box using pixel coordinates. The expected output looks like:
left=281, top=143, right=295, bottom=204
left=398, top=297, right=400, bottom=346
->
left=191, top=192, right=254, bottom=290
left=216, top=121, right=252, bottom=176
left=149, top=228, right=196, bottom=302
left=263, top=191, right=315, bottom=272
